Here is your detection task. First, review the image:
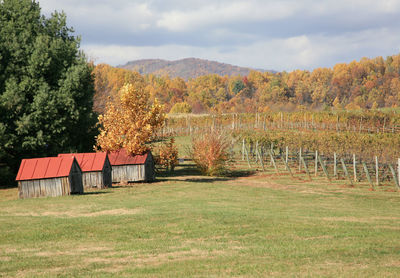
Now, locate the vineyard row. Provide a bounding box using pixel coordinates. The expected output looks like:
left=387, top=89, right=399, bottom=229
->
left=166, top=111, right=400, bottom=134
left=235, top=141, right=400, bottom=191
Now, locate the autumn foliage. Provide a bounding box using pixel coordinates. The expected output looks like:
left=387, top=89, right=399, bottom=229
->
left=94, top=54, right=400, bottom=114
left=95, top=83, right=165, bottom=155
left=154, top=138, right=179, bottom=172
left=236, top=129, right=400, bottom=163
left=190, top=131, right=231, bottom=176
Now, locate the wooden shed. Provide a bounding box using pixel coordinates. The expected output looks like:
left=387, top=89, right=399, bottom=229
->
left=58, top=153, right=112, bottom=189
left=16, top=156, right=83, bottom=199
left=108, top=150, right=155, bottom=183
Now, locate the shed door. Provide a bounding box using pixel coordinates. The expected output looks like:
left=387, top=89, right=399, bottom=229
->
left=103, top=161, right=112, bottom=187
left=70, top=163, right=83, bottom=194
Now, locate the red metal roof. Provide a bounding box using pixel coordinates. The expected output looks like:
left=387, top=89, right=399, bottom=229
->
left=108, top=149, right=149, bottom=166
left=58, top=152, right=108, bottom=172
left=16, top=156, right=77, bottom=181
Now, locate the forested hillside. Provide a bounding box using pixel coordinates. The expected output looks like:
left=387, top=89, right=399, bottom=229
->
left=94, top=55, right=400, bottom=114
left=119, top=58, right=268, bottom=80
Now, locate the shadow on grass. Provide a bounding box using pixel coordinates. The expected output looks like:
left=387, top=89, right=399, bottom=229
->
left=225, top=169, right=257, bottom=178
left=155, top=163, right=257, bottom=184
left=109, top=185, right=126, bottom=189
left=0, top=184, right=17, bottom=189
left=81, top=191, right=111, bottom=195
left=156, top=163, right=202, bottom=178
left=180, top=177, right=231, bottom=183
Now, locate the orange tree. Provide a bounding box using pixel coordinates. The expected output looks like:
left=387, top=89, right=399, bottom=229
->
left=154, top=138, right=179, bottom=172
left=95, top=83, right=165, bottom=155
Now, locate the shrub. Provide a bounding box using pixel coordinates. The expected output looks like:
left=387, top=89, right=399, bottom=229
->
left=190, top=131, right=231, bottom=176
left=154, top=138, right=179, bottom=172
left=169, top=102, right=192, bottom=114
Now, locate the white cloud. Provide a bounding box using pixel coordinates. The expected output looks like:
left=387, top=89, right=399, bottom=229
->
left=39, top=0, right=155, bottom=32
left=82, top=44, right=220, bottom=66
left=83, top=26, right=400, bottom=71
left=298, top=0, right=400, bottom=16
left=156, top=1, right=299, bottom=32
left=38, top=0, right=400, bottom=70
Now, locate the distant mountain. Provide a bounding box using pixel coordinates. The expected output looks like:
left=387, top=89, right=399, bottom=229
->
left=118, top=58, right=273, bottom=80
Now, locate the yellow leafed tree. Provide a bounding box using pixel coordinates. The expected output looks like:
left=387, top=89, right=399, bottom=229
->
left=96, top=83, right=165, bottom=155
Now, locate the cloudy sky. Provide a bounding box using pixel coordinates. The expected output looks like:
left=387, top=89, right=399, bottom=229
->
left=39, top=0, right=400, bottom=71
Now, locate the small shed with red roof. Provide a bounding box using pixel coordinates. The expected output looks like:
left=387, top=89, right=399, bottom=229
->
left=16, top=156, right=83, bottom=199
left=58, top=152, right=112, bottom=189
left=108, top=150, right=155, bottom=183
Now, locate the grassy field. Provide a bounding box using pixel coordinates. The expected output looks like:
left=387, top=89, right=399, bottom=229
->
left=1, top=160, right=400, bottom=277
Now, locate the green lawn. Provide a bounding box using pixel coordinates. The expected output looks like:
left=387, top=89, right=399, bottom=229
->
left=1, top=164, right=400, bottom=277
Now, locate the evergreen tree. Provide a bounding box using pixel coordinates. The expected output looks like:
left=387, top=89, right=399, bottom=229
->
left=0, top=0, right=97, bottom=185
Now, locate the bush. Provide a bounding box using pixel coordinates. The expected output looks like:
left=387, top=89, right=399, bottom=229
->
left=154, top=138, right=179, bottom=172
left=190, top=131, right=231, bottom=176
left=169, top=102, right=192, bottom=114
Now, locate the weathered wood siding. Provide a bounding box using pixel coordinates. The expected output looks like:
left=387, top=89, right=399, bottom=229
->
left=81, top=157, right=112, bottom=189
left=82, top=172, right=103, bottom=189
left=126, top=165, right=145, bottom=182
left=111, top=153, right=155, bottom=183
left=18, top=177, right=70, bottom=199
left=112, top=165, right=125, bottom=183
left=17, top=159, right=83, bottom=199
left=112, top=165, right=146, bottom=183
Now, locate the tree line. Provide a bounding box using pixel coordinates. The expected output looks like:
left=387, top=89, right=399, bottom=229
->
left=0, top=0, right=97, bottom=185
left=94, top=55, right=400, bottom=114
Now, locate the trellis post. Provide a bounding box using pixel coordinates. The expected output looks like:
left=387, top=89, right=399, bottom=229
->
left=362, top=162, right=374, bottom=190
left=398, top=158, right=400, bottom=189
left=341, top=158, right=353, bottom=186
left=281, top=156, right=294, bottom=178
left=242, top=139, right=245, bottom=161
left=375, top=156, right=379, bottom=186
left=353, top=154, right=357, bottom=182
left=244, top=144, right=251, bottom=169
left=301, top=157, right=312, bottom=180
left=299, top=148, right=302, bottom=171
left=269, top=150, right=279, bottom=174
left=318, top=156, right=331, bottom=181
left=333, top=152, right=337, bottom=177
left=255, top=141, right=259, bottom=163
left=256, top=147, right=265, bottom=171
left=285, top=146, right=289, bottom=163
left=388, top=164, right=399, bottom=190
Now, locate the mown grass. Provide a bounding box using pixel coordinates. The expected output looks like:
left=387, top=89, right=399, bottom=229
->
left=1, top=161, right=400, bottom=277
left=173, top=135, right=192, bottom=158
